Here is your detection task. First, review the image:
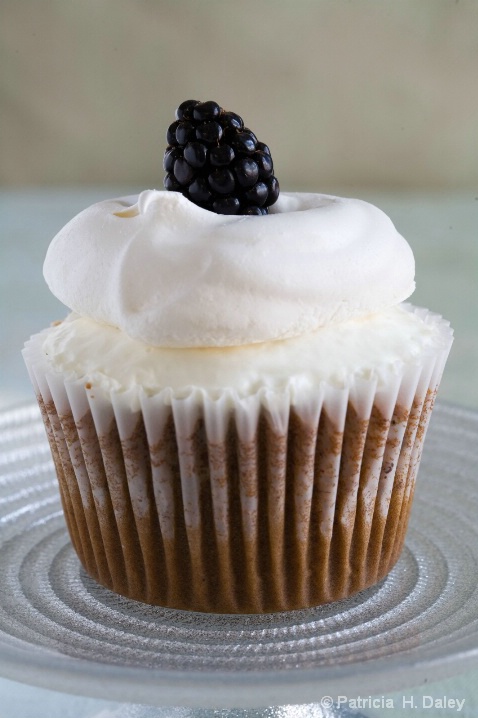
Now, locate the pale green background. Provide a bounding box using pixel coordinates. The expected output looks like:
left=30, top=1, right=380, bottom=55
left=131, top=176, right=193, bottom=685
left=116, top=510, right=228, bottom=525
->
left=1, top=1, right=478, bottom=716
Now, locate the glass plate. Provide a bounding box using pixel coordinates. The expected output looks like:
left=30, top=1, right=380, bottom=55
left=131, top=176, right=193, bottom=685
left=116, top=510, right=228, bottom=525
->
left=0, top=402, right=477, bottom=709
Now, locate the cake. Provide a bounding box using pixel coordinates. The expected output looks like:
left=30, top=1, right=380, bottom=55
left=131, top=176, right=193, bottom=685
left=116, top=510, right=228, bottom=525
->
left=23, top=97, right=453, bottom=613
left=23, top=187, right=453, bottom=613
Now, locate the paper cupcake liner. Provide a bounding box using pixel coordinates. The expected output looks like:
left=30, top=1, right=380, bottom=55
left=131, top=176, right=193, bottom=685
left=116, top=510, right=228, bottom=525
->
left=23, top=307, right=453, bottom=613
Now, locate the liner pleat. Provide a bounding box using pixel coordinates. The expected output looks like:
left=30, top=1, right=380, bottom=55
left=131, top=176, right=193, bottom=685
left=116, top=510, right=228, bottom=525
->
left=22, top=307, right=454, bottom=613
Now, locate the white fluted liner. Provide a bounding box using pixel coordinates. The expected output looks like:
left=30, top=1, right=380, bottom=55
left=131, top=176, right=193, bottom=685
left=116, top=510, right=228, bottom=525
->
left=22, top=307, right=453, bottom=613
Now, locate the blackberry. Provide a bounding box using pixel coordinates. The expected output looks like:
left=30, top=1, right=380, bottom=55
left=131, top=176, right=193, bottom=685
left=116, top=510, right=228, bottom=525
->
left=163, top=100, right=279, bottom=215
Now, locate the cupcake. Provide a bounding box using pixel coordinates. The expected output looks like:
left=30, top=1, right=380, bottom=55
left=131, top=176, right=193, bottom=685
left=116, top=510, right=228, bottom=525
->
left=23, top=105, right=453, bottom=614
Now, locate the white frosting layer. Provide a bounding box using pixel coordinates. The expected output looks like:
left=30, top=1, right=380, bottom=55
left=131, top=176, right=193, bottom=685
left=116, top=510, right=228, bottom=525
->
left=42, top=305, right=449, bottom=397
left=43, top=190, right=415, bottom=348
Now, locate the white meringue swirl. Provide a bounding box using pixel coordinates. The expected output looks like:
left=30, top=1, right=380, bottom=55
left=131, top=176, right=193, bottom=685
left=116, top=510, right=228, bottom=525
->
left=43, top=190, right=415, bottom=348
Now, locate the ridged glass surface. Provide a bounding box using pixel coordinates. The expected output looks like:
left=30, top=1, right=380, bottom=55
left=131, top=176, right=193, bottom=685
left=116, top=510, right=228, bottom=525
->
left=0, top=402, right=478, bottom=709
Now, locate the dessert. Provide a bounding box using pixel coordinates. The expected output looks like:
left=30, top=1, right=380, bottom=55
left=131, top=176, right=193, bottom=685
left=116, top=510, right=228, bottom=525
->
left=23, top=103, right=453, bottom=613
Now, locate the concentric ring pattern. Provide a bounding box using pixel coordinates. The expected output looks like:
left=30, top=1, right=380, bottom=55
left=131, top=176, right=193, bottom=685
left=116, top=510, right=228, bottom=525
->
left=1, top=402, right=478, bottom=705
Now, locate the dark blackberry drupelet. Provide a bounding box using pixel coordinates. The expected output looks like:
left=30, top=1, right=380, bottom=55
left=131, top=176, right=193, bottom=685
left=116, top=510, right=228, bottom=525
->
left=163, top=100, right=279, bottom=215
